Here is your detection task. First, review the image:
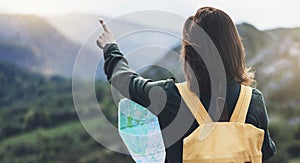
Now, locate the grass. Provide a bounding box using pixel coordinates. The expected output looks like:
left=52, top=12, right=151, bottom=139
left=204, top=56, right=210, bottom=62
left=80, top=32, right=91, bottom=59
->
left=289, top=158, right=300, bottom=163
left=0, top=117, right=133, bottom=163
left=0, top=120, right=83, bottom=147
left=0, top=120, right=87, bottom=163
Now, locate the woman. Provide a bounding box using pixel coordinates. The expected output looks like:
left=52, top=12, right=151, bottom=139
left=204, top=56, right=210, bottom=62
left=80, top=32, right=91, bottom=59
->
left=97, top=7, right=276, bottom=163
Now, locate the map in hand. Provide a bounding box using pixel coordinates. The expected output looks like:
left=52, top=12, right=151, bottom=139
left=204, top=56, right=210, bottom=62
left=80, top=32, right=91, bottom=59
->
left=118, top=98, right=166, bottom=163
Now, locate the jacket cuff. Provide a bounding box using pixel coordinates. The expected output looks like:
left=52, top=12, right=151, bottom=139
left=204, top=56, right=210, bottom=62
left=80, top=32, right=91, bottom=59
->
left=103, top=43, right=119, bottom=58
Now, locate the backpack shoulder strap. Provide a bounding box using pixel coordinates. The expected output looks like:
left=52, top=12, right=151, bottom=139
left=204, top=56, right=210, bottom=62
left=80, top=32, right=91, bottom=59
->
left=176, top=82, right=212, bottom=124
left=230, top=84, right=253, bottom=123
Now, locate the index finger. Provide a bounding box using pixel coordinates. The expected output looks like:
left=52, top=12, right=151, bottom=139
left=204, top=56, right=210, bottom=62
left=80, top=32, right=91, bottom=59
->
left=99, top=18, right=110, bottom=33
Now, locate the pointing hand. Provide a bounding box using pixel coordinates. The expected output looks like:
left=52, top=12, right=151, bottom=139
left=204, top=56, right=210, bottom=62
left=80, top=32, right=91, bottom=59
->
left=96, top=18, right=115, bottom=49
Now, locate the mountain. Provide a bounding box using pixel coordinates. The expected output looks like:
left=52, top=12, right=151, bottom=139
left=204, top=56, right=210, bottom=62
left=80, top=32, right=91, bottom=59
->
left=46, top=13, right=181, bottom=70
left=237, top=24, right=300, bottom=102
left=0, top=14, right=95, bottom=77
left=251, top=26, right=300, bottom=102
left=47, top=14, right=300, bottom=103
left=1, top=13, right=299, bottom=102
left=46, top=13, right=182, bottom=46
left=237, top=23, right=272, bottom=59
left=0, top=13, right=184, bottom=79
left=0, top=43, right=40, bottom=69
left=147, top=23, right=300, bottom=103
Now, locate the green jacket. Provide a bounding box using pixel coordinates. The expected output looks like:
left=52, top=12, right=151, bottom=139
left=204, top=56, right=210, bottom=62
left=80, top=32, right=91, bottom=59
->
left=103, top=43, right=276, bottom=163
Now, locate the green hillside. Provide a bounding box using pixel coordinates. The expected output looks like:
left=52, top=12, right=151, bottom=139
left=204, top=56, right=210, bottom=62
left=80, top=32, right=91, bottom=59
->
left=1, top=58, right=300, bottom=162
left=0, top=62, right=133, bottom=163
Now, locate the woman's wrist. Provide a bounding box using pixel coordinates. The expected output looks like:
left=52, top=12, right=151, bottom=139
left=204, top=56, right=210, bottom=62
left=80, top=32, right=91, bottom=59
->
left=103, top=42, right=118, bottom=56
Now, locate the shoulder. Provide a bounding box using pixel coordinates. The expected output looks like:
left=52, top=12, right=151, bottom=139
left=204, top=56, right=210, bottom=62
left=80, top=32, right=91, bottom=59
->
left=246, top=87, right=268, bottom=128
left=251, top=88, right=264, bottom=100
left=249, top=88, right=266, bottom=111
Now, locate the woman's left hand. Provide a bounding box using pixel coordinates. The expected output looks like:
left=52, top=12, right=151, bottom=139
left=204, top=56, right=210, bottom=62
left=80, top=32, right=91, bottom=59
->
left=96, top=18, right=115, bottom=49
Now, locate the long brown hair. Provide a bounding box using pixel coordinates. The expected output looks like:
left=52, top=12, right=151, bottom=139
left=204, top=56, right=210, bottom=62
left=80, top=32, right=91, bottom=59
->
left=181, top=7, right=255, bottom=95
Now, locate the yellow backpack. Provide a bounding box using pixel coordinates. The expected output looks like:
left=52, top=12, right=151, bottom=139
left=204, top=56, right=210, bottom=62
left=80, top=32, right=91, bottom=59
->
left=176, top=82, right=264, bottom=163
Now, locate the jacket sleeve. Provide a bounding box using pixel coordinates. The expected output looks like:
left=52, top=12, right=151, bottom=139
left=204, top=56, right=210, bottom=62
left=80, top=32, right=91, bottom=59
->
left=247, top=89, right=276, bottom=160
left=103, top=43, right=175, bottom=115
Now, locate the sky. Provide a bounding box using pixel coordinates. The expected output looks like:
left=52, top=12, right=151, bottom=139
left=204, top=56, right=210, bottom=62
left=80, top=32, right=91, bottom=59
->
left=0, top=0, right=299, bottom=30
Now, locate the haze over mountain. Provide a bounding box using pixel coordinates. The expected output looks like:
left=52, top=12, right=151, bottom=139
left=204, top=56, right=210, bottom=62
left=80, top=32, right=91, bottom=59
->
left=1, top=13, right=300, bottom=102
left=46, top=13, right=182, bottom=70
left=0, top=14, right=82, bottom=77
left=153, top=23, right=300, bottom=102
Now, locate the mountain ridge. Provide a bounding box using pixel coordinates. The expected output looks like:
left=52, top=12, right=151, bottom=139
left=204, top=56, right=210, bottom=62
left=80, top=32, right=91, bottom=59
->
left=1, top=13, right=300, bottom=103
left=0, top=14, right=82, bottom=77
